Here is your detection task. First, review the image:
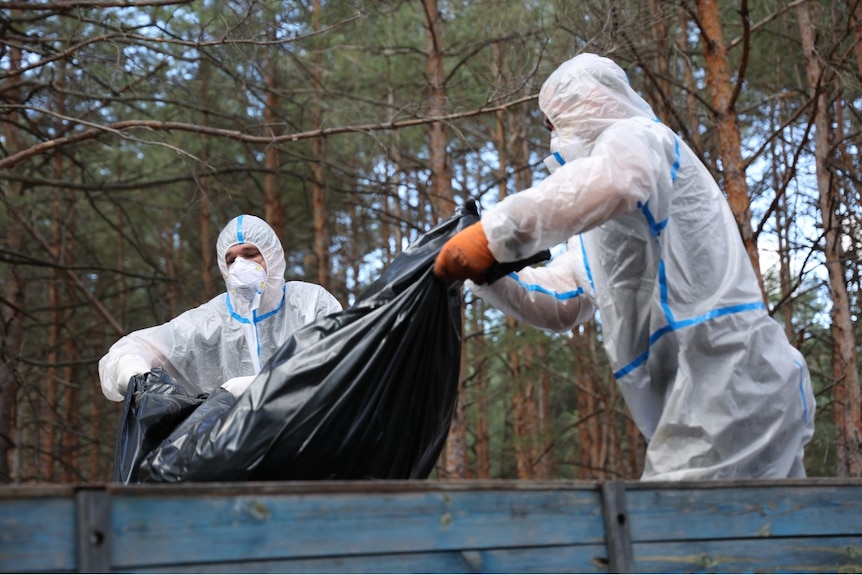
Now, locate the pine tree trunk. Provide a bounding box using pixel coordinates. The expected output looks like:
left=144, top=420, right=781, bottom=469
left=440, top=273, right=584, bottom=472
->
left=89, top=385, right=103, bottom=481
left=43, top=150, right=65, bottom=482
left=696, top=0, right=766, bottom=300
left=850, top=0, right=862, bottom=76
left=311, top=0, right=330, bottom=288
left=507, top=60, right=539, bottom=479
left=198, top=61, right=215, bottom=300
left=422, top=0, right=453, bottom=221
left=572, top=321, right=602, bottom=479
left=511, top=346, right=531, bottom=479
left=772, top=126, right=796, bottom=343
left=163, top=211, right=178, bottom=321
left=0, top=42, right=25, bottom=483
left=445, top=307, right=469, bottom=478
left=61, top=336, right=79, bottom=483
left=474, top=307, right=491, bottom=479
left=523, top=344, right=540, bottom=478
left=384, top=39, right=403, bottom=267
left=1, top=221, right=24, bottom=482
left=677, top=7, right=702, bottom=152
left=644, top=0, right=673, bottom=123
left=537, top=345, right=552, bottom=479
left=797, top=0, right=862, bottom=477
left=263, top=26, right=286, bottom=241
left=421, top=0, right=463, bottom=476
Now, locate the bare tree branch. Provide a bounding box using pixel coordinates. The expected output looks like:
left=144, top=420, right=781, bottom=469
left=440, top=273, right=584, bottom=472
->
left=0, top=1, right=192, bottom=10
left=0, top=95, right=538, bottom=171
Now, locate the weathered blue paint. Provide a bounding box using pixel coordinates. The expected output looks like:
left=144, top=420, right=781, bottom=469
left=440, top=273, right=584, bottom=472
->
left=1, top=480, right=860, bottom=573
left=0, top=491, right=77, bottom=572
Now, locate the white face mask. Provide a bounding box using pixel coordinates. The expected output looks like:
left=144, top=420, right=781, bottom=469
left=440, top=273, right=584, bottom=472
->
left=228, top=257, right=267, bottom=303
left=543, top=130, right=589, bottom=174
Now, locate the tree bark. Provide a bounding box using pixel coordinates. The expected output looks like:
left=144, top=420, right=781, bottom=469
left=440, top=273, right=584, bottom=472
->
left=677, top=7, right=702, bottom=153
left=473, top=305, right=491, bottom=479
left=384, top=31, right=404, bottom=266
left=311, top=0, right=331, bottom=288
left=507, top=60, right=540, bottom=479
left=797, top=0, right=862, bottom=477
left=644, top=0, right=673, bottom=123
left=444, top=313, right=470, bottom=479
left=61, top=248, right=80, bottom=483
left=511, top=348, right=530, bottom=479
left=695, top=0, right=766, bottom=301
left=0, top=41, right=25, bottom=483
left=422, top=0, right=454, bottom=221
left=769, top=96, right=796, bottom=342
left=849, top=0, right=862, bottom=77
left=536, top=344, right=552, bottom=479
left=420, top=0, right=463, bottom=477
left=198, top=61, right=215, bottom=300
left=43, top=149, right=66, bottom=482
left=573, top=322, right=601, bottom=479
left=263, top=23, right=286, bottom=241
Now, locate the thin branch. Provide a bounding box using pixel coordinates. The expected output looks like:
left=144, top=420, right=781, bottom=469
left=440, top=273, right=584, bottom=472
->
left=0, top=0, right=192, bottom=9
left=726, top=0, right=808, bottom=50
left=0, top=188, right=127, bottom=335
left=754, top=98, right=816, bottom=239
left=729, top=0, right=750, bottom=110
left=0, top=94, right=538, bottom=171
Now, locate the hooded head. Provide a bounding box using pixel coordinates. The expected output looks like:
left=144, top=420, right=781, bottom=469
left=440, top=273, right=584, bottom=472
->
left=539, top=53, right=657, bottom=169
left=216, top=214, right=286, bottom=316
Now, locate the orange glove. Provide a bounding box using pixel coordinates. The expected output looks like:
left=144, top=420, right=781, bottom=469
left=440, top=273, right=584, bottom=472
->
left=434, top=222, right=496, bottom=283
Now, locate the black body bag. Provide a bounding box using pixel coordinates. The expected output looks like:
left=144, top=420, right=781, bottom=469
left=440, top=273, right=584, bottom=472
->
left=113, top=201, right=549, bottom=483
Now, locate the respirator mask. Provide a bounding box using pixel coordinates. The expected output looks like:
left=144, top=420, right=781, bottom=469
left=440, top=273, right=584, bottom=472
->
left=228, top=257, right=267, bottom=310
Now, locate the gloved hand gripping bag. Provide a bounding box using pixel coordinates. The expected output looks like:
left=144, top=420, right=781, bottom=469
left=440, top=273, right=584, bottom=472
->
left=132, top=204, right=480, bottom=482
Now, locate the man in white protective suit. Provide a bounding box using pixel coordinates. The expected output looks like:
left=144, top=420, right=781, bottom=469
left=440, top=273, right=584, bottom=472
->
left=99, top=214, right=343, bottom=402
left=434, top=53, right=815, bottom=480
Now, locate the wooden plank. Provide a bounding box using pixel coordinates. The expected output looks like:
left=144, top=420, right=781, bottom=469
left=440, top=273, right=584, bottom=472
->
left=0, top=497, right=77, bottom=572
left=106, top=479, right=602, bottom=498
left=109, top=487, right=605, bottom=569
left=3, top=480, right=862, bottom=573
left=0, top=485, right=76, bottom=499
left=633, top=535, right=862, bottom=573
left=124, top=544, right=611, bottom=574
left=77, top=489, right=112, bottom=573
left=601, top=482, right=632, bottom=573
left=626, top=484, right=862, bottom=541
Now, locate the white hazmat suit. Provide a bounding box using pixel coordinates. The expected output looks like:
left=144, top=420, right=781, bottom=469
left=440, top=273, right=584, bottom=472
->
left=99, top=214, right=342, bottom=402
left=469, top=53, right=815, bottom=480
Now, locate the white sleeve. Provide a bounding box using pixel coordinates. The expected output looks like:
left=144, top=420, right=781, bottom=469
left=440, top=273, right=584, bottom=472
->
left=467, top=248, right=595, bottom=333
left=482, top=121, right=663, bottom=262
left=98, top=324, right=173, bottom=402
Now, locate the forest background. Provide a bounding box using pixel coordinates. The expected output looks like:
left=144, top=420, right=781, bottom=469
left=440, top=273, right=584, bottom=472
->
left=1, top=0, right=860, bottom=484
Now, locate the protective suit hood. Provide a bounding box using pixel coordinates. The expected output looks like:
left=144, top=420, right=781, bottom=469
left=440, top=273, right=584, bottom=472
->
left=216, top=215, right=286, bottom=316
left=539, top=53, right=656, bottom=158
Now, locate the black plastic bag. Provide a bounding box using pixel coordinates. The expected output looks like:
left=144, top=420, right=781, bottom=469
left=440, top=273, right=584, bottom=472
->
left=114, top=202, right=549, bottom=483
left=111, top=368, right=209, bottom=483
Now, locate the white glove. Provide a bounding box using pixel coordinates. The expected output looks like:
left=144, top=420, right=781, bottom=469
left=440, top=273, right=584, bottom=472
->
left=220, top=375, right=256, bottom=397
left=104, top=354, right=150, bottom=402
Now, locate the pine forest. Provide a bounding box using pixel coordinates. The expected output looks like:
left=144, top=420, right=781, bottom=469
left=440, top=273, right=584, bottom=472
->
left=1, top=0, right=861, bottom=483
